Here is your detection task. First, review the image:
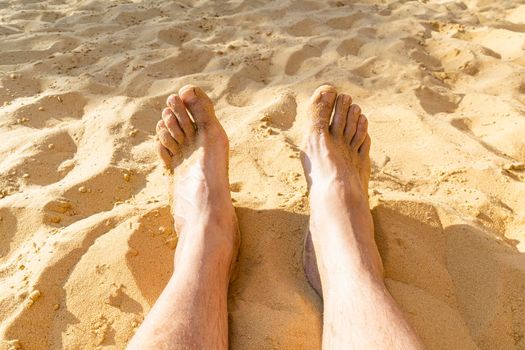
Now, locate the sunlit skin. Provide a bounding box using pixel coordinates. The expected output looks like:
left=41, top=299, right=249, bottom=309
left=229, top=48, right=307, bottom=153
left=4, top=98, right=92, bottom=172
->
left=128, top=85, right=424, bottom=350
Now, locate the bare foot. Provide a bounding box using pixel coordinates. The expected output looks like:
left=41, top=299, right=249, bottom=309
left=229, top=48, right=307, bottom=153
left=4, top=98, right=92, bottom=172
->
left=128, top=86, right=238, bottom=350
left=156, top=85, right=239, bottom=277
left=301, top=85, right=383, bottom=297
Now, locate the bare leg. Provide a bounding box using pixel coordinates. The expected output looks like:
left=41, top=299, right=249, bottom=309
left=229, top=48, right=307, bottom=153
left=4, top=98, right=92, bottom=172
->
left=301, top=85, right=425, bottom=349
left=128, top=86, right=239, bottom=350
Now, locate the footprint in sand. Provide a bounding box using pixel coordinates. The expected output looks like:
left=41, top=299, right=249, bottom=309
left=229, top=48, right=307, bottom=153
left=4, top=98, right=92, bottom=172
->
left=414, top=85, right=462, bottom=115
left=285, top=42, right=327, bottom=75
left=336, top=36, right=365, bottom=56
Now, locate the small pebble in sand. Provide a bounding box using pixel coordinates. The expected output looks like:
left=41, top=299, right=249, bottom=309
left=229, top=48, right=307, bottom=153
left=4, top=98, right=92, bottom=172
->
left=57, top=96, right=63, bottom=103
left=22, top=173, right=29, bottom=178
left=29, top=290, right=41, bottom=301
left=53, top=304, right=60, bottom=311
left=128, top=129, right=138, bottom=137
left=78, top=186, right=87, bottom=193
left=19, top=264, right=25, bottom=270
left=38, top=106, right=45, bottom=111
left=123, top=173, right=130, bottom=182
left=158, top=226, right=166, bottom=234
left=50, top=216, right=61, bottom=224
left=15, top=117, right=29, bottom=124
left=9, top=73, right=18, bottom=79
left=48, top=143, right=55, bottom=149
left=128, top=248, right=138, bottom=256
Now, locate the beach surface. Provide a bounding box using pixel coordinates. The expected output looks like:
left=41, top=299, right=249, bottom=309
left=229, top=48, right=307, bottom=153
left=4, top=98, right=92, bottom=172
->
left=1, top=0, right=525, bottom=349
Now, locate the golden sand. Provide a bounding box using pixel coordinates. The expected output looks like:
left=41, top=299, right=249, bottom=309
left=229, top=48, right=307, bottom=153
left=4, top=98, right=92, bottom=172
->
left=1, top=1, right=524, bottom=349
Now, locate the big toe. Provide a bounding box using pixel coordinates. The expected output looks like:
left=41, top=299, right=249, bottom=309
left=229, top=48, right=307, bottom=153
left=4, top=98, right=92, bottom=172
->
left=179, top=85, right=217, bottom=128
left=308, top=85, right=337, bottom=132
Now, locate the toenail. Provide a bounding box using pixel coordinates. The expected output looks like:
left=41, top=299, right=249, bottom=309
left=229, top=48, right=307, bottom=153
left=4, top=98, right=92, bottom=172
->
left=162, top=108, right=172, bottom=117
left=321, top=91, right=335, bottom=102
left=167, top=95, right=177, bottom=108
left=181, top=86, right=197, bottom=99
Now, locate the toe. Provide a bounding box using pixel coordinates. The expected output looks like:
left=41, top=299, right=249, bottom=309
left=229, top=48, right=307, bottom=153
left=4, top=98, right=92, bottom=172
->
left=330, top=93, right=352, bottom=136
left=343, top=104, right=361, bottom=143
left=179, top=85, right=217, bottom=128
left=167, top=94, right=195, bottom=139
left=359, top=134, right=371, bottom=160
left=156, top=119, right=179, bottom=154
left=162, top=108, right=185, bottom=144
left=156, top=141, right=172, bottom=169
left=350, top=114, right=368, bottom=150
left=308, top=85, right=337, bottom=132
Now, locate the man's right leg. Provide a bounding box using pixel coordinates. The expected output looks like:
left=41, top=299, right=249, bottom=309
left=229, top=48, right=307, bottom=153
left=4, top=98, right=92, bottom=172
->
left=128, top=86, right=238, bottom=350
left=301, top=85, right=425, bottom=349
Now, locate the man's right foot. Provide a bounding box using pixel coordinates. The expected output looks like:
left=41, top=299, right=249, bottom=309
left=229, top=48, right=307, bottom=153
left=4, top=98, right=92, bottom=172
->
left=128, top=86, right=239, bottom=350
left=156, top=85, right=239, bottom=279
left=301, top=85, right=383, bottom=297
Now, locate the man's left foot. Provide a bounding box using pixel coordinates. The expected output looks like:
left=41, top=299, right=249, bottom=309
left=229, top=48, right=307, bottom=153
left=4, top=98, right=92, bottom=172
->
left=301, top=85, right=383, bottom=298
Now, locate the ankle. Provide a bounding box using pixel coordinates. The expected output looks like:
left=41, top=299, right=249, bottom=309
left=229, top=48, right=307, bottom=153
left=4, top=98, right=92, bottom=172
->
left=180, top=215, right=237, bottom=247
left=175, top=217, right=237, bottom=262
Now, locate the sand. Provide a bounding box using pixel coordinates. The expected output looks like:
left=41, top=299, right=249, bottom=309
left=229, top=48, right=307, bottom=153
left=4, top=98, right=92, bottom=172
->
left=0, top=0, right=524, bottom=349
